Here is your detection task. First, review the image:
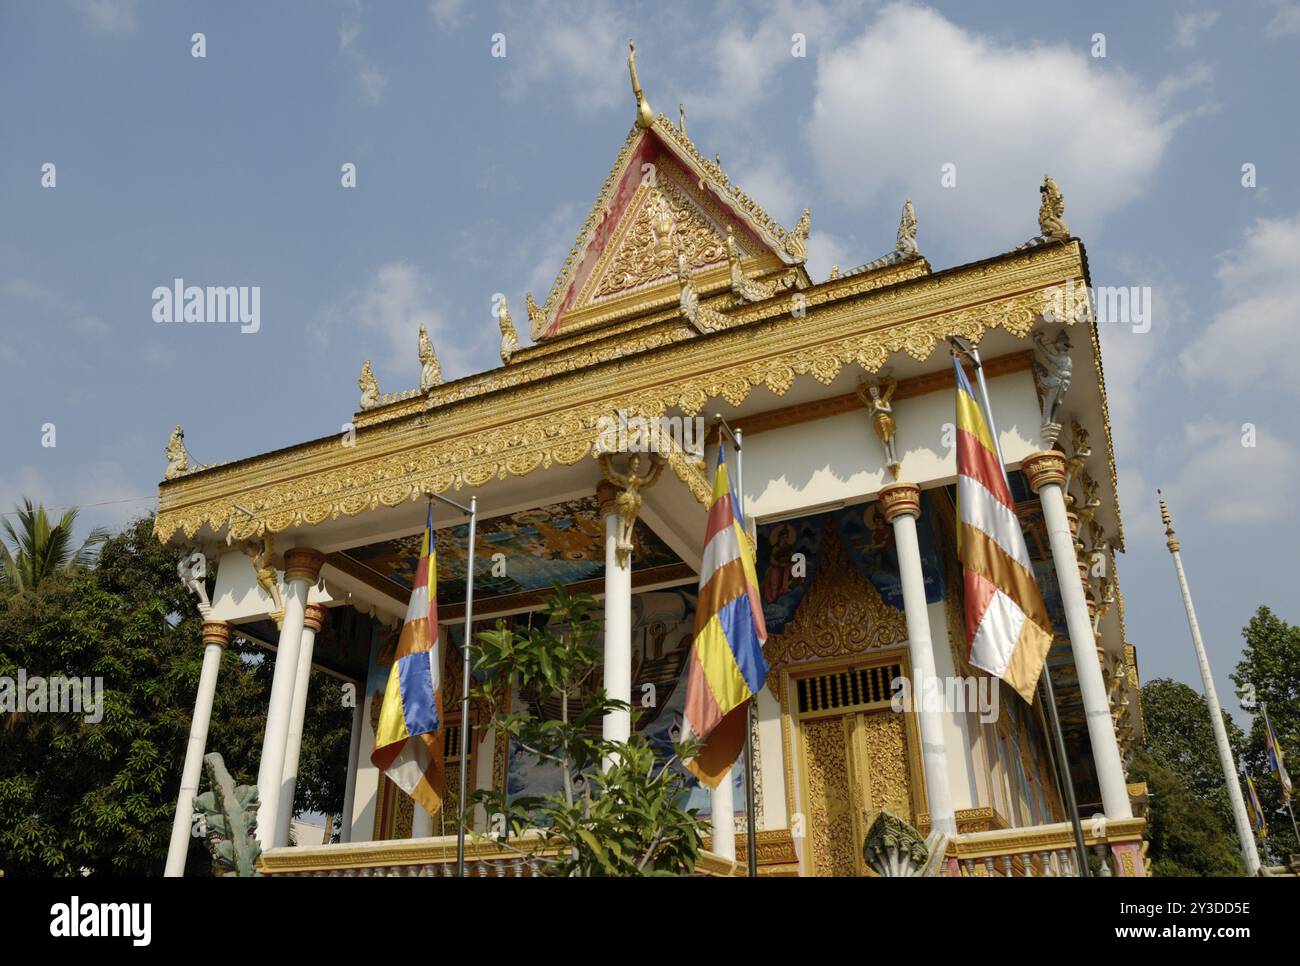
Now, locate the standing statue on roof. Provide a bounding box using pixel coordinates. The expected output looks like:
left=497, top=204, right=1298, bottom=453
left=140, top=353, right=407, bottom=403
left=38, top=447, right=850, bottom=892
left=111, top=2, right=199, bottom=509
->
left=418, top=324, right=443, bottom=390
left=1038, top=175, right=1070, bottom=241
left=896, top=199, right=919, bottom=258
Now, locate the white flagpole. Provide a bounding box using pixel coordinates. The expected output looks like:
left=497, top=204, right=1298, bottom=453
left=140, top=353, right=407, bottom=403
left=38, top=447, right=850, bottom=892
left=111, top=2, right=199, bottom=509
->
left=428, top=490, right=478, bottom=878
left=1159, top=491, right=1261, bottom=875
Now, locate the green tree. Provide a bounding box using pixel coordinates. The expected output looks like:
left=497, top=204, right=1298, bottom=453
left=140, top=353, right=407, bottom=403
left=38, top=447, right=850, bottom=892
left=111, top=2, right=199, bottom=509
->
left=1127, top=747, right=1245, bottom=877
left=1139, top=677, right=1246, bottom=832
left=0, top=513, right=351, bottom=874
left=1230, top=606, right=1300, bottom=863
left=0, top=499, right=108, bottom=594
left=467, top=586, right=704, bottom=876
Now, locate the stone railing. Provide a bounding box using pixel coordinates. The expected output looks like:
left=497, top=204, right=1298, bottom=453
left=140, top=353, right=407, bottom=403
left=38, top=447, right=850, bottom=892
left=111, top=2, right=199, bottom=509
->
left=257, top=832, right=737, bottom=877
left=944, top=817, right=1147, bottom=877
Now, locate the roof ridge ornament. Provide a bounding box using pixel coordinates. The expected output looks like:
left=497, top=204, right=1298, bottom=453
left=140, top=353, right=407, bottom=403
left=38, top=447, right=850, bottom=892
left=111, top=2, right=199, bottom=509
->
left=418, top=323, right=443, bottom=390
left=358, top=359, right=380, bottom=410
left=677, top=250, right=727, bottom=333
left=628, top=40, right=653, bottom=130
left=784, top=207, right=810, bottom=262
left=896, top=198, right=919, bottom=258
left=497, top=296, right=520, bottom=365
left=1038, top=174, right=1070, bottom=241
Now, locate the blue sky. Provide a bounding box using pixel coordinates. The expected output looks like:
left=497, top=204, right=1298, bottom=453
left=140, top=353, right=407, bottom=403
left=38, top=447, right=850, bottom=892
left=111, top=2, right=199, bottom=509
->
left=2, top=0, right=1298, bottom=721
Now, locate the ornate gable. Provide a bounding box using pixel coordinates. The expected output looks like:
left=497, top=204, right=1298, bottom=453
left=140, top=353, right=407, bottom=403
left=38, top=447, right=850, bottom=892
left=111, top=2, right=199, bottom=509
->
left=529, top=98, right=807, bottom=342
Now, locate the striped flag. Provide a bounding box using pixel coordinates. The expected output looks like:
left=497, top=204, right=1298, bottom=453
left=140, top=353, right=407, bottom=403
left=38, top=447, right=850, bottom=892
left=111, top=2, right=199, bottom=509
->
left=1265, top=712, right=1292, bottom=804
left=953, top=356, right=1052, bottom=703
left=682, top=449, right=769, bottom=788
left=371, top=504, right=445, bottom=816
left=1246, top=774, right=1268, bottom=835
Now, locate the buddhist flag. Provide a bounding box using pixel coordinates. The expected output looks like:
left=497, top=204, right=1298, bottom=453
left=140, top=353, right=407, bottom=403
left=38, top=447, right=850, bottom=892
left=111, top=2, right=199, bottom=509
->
left=953, top=356, right=1052, bottom=703
left=1246, top=774, right=1268, bottom=835
left=1265, top=712, right=1292, bottom=804
left=371, top=504, right=445, bottom=816
left=682, top=449, right=769, bottom=788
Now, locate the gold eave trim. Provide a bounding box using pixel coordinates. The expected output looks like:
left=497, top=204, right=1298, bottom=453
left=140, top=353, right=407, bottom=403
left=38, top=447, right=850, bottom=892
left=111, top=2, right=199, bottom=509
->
left=155, top=242, right=1093, bottom=544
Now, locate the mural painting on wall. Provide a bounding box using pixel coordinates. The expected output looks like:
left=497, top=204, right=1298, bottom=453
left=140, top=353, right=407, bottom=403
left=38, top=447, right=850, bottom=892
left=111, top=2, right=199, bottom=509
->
left=501, top=585, right=750, bottom=821
left=757, top=497, right=946, bottom=636
left=342, top=497, right=681, bottom=604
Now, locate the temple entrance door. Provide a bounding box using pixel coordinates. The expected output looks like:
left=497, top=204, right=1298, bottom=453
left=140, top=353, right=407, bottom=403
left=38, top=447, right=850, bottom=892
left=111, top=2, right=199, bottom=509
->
left=793, top=658, right=918, bottom=876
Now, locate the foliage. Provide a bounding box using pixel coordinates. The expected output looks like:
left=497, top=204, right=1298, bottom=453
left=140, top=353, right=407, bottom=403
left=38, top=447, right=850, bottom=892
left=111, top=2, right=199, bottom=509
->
left=1127, top=746, right=1245, bottom=877
left=0, top=512, right=350, bottom=875
left=0, top=499, right=107, bottom=594
left=1133, top=678, right=1247, bottom=876
left=1230, top=606, right=1300, bottom=863
left=466, top=585, right=704, bottom=876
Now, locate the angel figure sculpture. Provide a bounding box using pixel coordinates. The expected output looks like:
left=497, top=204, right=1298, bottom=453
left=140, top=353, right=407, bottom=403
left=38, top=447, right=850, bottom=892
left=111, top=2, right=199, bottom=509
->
left=1032, top=330, right=1072, bottom=444
left=859, top=375, right=901, bottom=479
left=600, top=452, right=665, bottom=568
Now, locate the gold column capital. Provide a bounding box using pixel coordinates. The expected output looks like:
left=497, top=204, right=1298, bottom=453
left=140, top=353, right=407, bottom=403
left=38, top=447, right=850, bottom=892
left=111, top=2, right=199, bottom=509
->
left=878, top=481, right=921, bottom=522
left=283, top=547, right=325, bottom=585
left=303, top=604, right=327, bottom=633
left=201, top=620, right=232, bottom=649
left=1023, top=449, right=1067, bottom=493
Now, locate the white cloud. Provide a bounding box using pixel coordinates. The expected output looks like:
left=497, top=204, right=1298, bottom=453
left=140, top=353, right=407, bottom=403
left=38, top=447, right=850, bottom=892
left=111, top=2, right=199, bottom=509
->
left=339, top=6, right=389, bottom=106
left=428, top=0, right=468, bottom=31
left=353, top=263, right=482, bottom=383
left=805, top=229, right=853, bottom=282
left=1266, top=1, right=1300, bottom=36
left=1170, top=420, right=1300, bottom=525
left=502, top=5, right=631, bottom=113
left=729, top=156, right=803, bottom=226
left=72, top=0, right=136, bottom=35
left=806, top=3, right=1199, bottom=253
left=1180, top=211, right=1300, bottom=391
left=1173, top=10, right=1220, bottom=48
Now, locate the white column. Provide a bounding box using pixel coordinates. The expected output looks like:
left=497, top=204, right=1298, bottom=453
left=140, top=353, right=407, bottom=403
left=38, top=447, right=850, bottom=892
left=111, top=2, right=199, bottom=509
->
left=338, top=697, right=364, bottom=843
left=709, top=769, right=736, bottom=861
left=164, top=620, right=230, bottom=876
left=599, top=482, right=633, bottom=750
left=1024, top=453, right=1131, bottom=820
left=880, top=483, right=957, bottom=836
left=275, top=603, right=325, bottom=848
left=1161, top=495, right=1261, bottom=875
left=255, top=546, right=324, bottom=850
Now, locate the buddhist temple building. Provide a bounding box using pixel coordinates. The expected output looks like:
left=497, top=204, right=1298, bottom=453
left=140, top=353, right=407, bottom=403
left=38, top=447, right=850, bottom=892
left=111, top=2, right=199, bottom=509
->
left=155, top=46, right=1147, bottom=877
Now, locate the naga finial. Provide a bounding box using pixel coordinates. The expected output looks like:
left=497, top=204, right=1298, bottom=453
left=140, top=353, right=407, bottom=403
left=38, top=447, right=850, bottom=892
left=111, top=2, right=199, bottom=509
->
left=418, top=323, right=443, bottom=390
left=165, top=424, right=191, bottom=480
left=1038, top=175, right=1070, bottom=241
left=679, top=102, right=686, bottom=134
left=525, top=292, right=545, bottom=325
left=896, top=199, right=919, bottom=257
left=358, top=359, right=380, bottom=410
left=784, top=207, right=811, bottom=262
left=497, top=296, right=520, bottom=365
left=628, top=40, right=653, bottom=130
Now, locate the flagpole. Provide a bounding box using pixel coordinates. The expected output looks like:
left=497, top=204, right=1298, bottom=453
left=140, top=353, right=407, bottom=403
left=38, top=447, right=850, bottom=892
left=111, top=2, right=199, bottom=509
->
left=950, top=338, right=1090, bottom=876
left=716, top=414, right=759, bottom=879
left=428, top=490, right=478, bottom=878
left=1262, top=702, right=1300, bottom=844
left=1159, top=491, right=1261, bottom=876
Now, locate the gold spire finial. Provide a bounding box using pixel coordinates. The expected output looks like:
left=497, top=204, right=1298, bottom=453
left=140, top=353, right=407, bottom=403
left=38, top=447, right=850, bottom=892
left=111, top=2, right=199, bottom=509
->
left=628, top=40, right=653, bottom=129
left=1157, top=489, right=1179, bottom=552
left=679, top=102, right=686, bottom=134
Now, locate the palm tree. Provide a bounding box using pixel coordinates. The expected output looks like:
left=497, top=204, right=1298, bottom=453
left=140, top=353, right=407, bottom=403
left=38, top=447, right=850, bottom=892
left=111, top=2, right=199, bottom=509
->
left=0, top=499, right=108, bottom=593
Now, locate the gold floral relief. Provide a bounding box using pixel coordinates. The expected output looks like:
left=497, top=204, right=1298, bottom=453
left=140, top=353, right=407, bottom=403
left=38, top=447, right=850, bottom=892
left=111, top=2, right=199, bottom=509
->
left=801, top=716, right=857, bottom=877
